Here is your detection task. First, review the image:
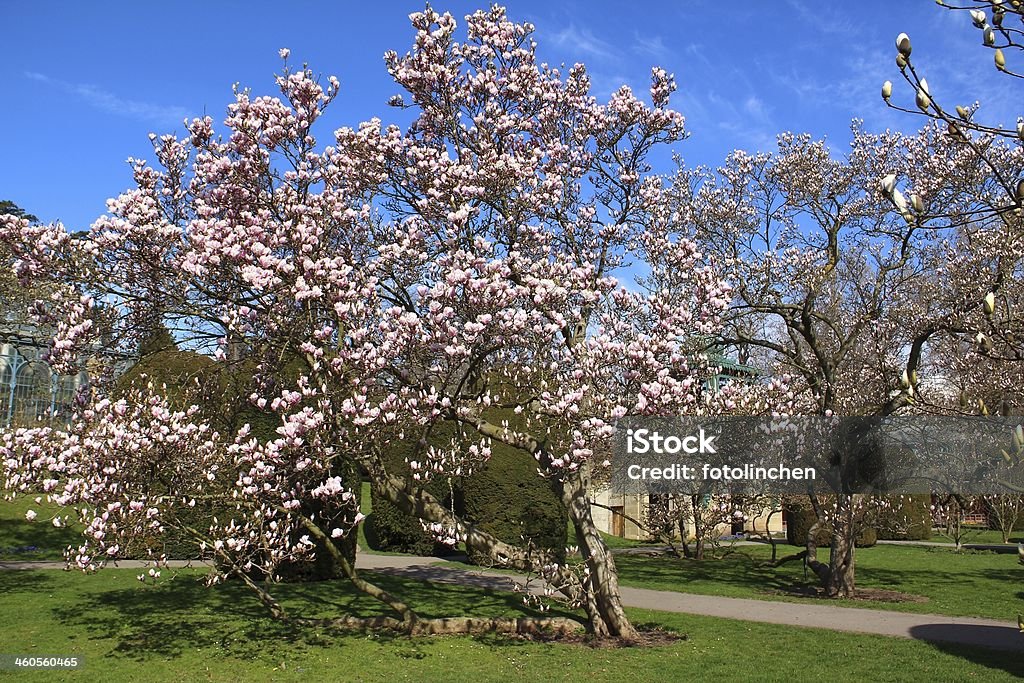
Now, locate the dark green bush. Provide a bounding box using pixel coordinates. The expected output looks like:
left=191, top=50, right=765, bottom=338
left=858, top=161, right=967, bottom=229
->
left=785, top=497, right=876, bottom=547
left=366, top=477, right=457, bottom=556
left=461, top=443, right=567, bottom=565
left=115, top=344, right=356, bottom=577
left=875, top=495, right=933, bottom=541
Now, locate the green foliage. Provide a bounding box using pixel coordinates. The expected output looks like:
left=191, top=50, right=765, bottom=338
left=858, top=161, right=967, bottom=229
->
left=461, top=443, right=567, bottom=565
left=366, top=414, right=567, bottom=561
left=785, top=498, right=828, bottom=547
left=0, top=199, right=38, bottom=223
left=113, top=347, right=355, bottom=576
left=876, top=495, right=933, bottom=541
left=366, top=478, right=456, bottom=556
left=364, top=420, right=459, bottom=556
left=137, top=322, right=178, bottom=357
left=785, top=497, right=876, bottom=547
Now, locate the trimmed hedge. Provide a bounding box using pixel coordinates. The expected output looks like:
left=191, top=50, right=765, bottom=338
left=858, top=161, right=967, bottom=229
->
left=365, top=423, right=460, bottom=556
left=114, top=345, right=356, bottom=579
left=785, top=497, right=877, bottom=548
left=365, top=478, right=458, bottom=556
left=876, top=495, right=933, bottom=541
left=461, top=442, right=567, bottom=565
left=367, top=416, right=568, bottom=562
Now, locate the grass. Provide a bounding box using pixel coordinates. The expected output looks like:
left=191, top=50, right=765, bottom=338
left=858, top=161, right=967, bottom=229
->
left=0, top=497, right=82, bottom=561
left=924, top=529, right=1024, bottom=545
left=6, top=495, right=1021, bottom=621
left=1, top=566, right=1022, bottom=682
left=613, top=543, right=1024, bottom=620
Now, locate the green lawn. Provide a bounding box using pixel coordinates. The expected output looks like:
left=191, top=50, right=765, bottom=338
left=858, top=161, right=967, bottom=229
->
left=923, top=529, right=1024, bottom=545
left=0, top=497, right=81, bottom=561
left=7, top=495, right=1022, bottom=622
left=613, top=543, right=1024, bottom=620
left=0, top=567, right=1021, bottom=682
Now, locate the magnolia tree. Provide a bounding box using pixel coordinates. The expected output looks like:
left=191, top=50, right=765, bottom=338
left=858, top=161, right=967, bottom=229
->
left=665, top=118, right=1023, bottom=596
left=986, top=493, right=1024, bottom=543
left=0, top=7, right=738, bottom=640
left=884, top=3, right=1024, bottom=406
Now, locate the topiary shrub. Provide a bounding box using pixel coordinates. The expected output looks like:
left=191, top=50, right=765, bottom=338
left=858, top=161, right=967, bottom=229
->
left=856, top=526, right=878, bottom=547
left=461, top=442, right=567, bottom=565
left=785, top=497, right=876, bottom=547
left=114, top=341, right=357, bottom=578
left=366, top=477, right=458, bottom=556
left=876, top=494, right=932, bottom=541
left=365, top=422, right=461, bottom=556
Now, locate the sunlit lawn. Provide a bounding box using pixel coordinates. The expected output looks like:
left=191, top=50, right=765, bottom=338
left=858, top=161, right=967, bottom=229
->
left=0, top=497, right=82, bottom=561
left=612, top=543, right=1024, bottom=621
left=1, top=567, right=1022, bottom=682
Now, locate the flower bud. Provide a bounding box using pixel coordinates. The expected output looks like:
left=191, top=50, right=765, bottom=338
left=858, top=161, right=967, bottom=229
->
left=891, top=188, right=910, bottom=219
left=911, top=193, right=924, bottom=213
left=900, top=369, right=911, bottom=388
left=881, top=173, right=897, bottom=196
left=984, top=291, right=996, bottom=315
left=881, top=80, right=892, bottom=100
left=995, top=48, right=1006, bottom=70
left=916, top=88, right=931, bottom=111
left=984, top=26, right=996, bottom=45
left=976, top=332, right=994, bottom=353
left=971, top=9, right=988, bottom=28
left=956, top=105, right=971, bottom=119
left=896, top=33, right=912, bottom=57
left=896, top=53, right=908, bottom=69
left=1017, top=117, right=1023, bottom=140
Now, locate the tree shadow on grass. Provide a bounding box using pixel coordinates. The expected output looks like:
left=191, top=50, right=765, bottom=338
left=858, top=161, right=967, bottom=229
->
left=615, top=549, right=1020, bottom=611
left=0, top=569, right=60, bottom=595
left=613, top=551, right=818, bottom=596
left=0, top=517, right=81, bottom=560
left=910, top=625, right=1024, bottom=678
left=49, top=569, right=578, bottom=662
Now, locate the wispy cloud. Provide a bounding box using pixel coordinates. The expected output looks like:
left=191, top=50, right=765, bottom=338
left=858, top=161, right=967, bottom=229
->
left=783, top=0, right=866, bottom=39
left=24, top=71, right=189, bottom=127
left=765, top=41, right=906, bottom=135
left=549, top=24, right=617, bottom=62
left=632, top=33, right=671, bottom=62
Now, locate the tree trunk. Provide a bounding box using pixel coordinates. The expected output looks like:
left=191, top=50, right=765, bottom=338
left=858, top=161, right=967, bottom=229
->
left=560, top=465, right=640, bottom=641
left=826, top=532, right=856, bottom=597
left=804, top=495, right=830, bottom=584
left=368, top=463, right=637, bottom=640
left=691, top=496, right=707, bottom=560
left=678, top=516, right=693, bottom=558
left=825, top=494, right=856, bottom=598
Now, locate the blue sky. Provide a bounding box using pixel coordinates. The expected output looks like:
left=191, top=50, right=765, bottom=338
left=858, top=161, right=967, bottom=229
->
left=1, top=1, right=1014, bottom=230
